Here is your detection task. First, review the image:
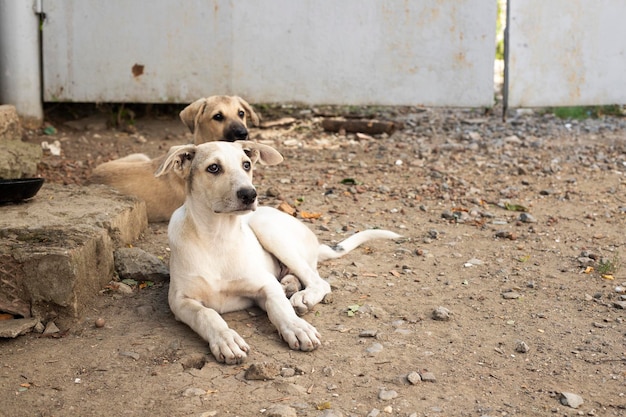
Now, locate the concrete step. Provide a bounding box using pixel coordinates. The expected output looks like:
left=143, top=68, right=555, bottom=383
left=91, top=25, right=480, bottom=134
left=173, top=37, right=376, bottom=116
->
left=0, top=183, right=147, bottom=325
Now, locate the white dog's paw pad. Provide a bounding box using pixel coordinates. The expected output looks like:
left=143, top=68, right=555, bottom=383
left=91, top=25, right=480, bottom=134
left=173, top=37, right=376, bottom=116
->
left=279, top=318, right=321, bottom=352
left=290, top=287, right=329, bottom=315
left=210, top=329, right=250, bottom=364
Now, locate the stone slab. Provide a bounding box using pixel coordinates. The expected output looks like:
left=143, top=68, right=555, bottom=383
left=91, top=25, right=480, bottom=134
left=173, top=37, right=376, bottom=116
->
left=0, top=141, right=43, bottom=178
left=0, top=183, right=147, bottom=323
left=0, top=105, right=22, bottom=142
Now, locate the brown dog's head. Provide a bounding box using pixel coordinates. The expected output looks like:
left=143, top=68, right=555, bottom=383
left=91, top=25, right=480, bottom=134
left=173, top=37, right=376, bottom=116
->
left=180, top=96, right=260, bottom=145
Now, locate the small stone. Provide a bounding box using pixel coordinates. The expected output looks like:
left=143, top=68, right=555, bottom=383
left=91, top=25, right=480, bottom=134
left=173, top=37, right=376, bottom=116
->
left=502, top=291, right=521, bottom=300
left=518, top=213, right=537, bottom=223
left=378, top=388, right=398, bottom=400
left=265, top=404, right=297, bottom=417
left=419, top=371, right=437, bottom=382
left=366, top=409, right=381, bottom=417
left=179, top=353, right=207, bottom=370
left=359, top=329, right=378, bottom=338
left=560, top=392, right=584, bottom=409
left=432, top=306, right=451, bottom=321
left=182, top=387, right=206, bottom=397
left=366, top=342, right=384, bottom=355
left=407, top=371, right=422, bottom=384
left=280, top=367, right=296, bottom=377
left=244, top=362, right=279, bottom=380
left=612, top=301, right=626, bottom=309
left=43, top=321, right=60, bottom=334
left=115, top=282, right=134, bottom=294
left=465, top=258, right=483, bottom=266
left=515, top=340, right=529, bottom=353
left=94, top=317, right=106, bottom=328
left=119, top=351, right=140, bottom=360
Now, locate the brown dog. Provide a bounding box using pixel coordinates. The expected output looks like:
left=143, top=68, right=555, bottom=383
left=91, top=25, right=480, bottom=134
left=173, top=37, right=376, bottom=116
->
left=89, top=96, right=259, bottom=222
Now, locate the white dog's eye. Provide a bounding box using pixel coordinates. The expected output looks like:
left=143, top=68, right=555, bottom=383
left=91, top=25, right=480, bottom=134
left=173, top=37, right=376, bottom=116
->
left=242, top=161, right=251, bottom=171
left=212, top=113, right=224, bottom=121
left=207, top=163, right=220, bottom=174
left=238, top=110, right=245, bottom=118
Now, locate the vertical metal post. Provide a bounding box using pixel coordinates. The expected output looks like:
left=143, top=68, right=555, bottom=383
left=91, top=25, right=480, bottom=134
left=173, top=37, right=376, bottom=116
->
left=0, top=0, right=43, bottom=128
left=502, top=0, right=510, bottom=120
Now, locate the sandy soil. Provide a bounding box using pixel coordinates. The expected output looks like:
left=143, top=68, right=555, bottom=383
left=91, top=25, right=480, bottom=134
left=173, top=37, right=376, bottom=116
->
left=1, top=103, right=625, bottom=417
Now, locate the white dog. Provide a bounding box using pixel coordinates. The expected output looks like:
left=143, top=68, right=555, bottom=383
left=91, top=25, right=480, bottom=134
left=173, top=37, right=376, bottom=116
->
left=155, top=141, right=400, bottom=364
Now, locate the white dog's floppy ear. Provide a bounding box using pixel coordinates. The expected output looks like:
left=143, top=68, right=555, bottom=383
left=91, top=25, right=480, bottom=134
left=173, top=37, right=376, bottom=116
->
left=235, top=96, right=260, bottom=126
left=179, top=99, right=207, bottom=133
left=155, top=144, right=197, bottom=178
left=238, top=141, right=283, bottom=166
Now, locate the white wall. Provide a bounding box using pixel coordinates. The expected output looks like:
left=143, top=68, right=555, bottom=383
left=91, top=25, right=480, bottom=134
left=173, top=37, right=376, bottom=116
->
left=42, top=0, right=497, bottom=106
left=506, top=0, right=626, bottom=107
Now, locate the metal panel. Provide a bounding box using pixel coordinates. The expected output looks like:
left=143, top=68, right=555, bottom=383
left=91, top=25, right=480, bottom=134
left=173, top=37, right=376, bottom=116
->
left=42, top=0, right=496, bottom=106
left=42, top=0, right=233, bottom=103
left=506, top=0, right=626, bottom=107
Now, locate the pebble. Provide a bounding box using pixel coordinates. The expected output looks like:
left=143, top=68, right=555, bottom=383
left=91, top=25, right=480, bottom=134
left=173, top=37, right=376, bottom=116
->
left=515, top=340, right=530, bottom=353
left=502, top=291, right=521, bottom=299
left=464, top=258, right=483, bottom=267
left=119, top=351, right=140, bottom=360
left=366, top=409, right=381, bottom=417
left=182, top=387, right=206, bottom=397
left=495, top=230, right=516, bottom=240
left=518, top=213, right=537, bottom=223
left=419, top=371, right=437, bottom=382
left=114, top=247, right=170, bottom=282
left=244, top=362, right=279, bottom=380
left=318, top=410, right=343, bottom=417
left=43, top=321, right=60, bottom=334
left=612, top=301, right=626, bottom=309
left=407, top=371, right=422, bottom=384
left=265, top=404, right=297, bottom=417
left=359, top=329, right=378, bottom=338
left=432, top=306, right=451, bottom=321
left=378, top=388, right=398, bottom=400
left=94, top=317, right=105, bottom=328
left=179, top=353, right=206, bottom=370
left=115, top=282, right=134, bottom=295
left=366, top=342, right=384, bottom=355
left=560, top=392, right=584, bottom=409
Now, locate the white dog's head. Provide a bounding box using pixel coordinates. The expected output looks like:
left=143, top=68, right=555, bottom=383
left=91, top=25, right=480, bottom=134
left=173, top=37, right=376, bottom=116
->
left=155, top=141, right=283, bottom=214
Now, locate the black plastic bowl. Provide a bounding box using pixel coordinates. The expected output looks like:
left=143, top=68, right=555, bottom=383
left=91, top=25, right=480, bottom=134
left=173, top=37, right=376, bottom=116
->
left=0, top=178, right=45, bottom=203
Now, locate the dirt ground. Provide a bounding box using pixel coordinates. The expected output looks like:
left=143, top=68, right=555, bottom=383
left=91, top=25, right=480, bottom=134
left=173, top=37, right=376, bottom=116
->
left=1, top=102, right=626, bottom=417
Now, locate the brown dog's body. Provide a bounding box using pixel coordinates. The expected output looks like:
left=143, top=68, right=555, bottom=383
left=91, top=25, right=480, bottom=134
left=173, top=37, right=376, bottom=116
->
left=89, top=95, right=259, bottom=222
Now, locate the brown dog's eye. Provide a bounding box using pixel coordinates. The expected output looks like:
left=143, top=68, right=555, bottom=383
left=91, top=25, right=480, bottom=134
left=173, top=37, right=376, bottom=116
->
left=207, top=164, right=220, bottom=174
left=242, top=161, right=251, bottom=171
left=238, top=110, right=245, bottom=119
left=212, top=113, right=224, bottom=121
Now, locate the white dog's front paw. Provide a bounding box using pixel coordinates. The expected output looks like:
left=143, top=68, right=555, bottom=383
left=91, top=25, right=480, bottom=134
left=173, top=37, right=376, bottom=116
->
left=209, top=329, right=250, bottom=364
left=278, top=317, right=321, bottom=352
left=290, top=282, right=331, bottom=315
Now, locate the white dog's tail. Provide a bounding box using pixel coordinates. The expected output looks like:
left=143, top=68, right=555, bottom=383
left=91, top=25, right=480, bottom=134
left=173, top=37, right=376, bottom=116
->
left=318, top=230, right=401, bottom=261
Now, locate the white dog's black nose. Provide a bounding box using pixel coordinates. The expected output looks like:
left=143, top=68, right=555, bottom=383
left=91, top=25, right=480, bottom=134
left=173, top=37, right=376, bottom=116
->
left=237, top=187, right=257, bottom=205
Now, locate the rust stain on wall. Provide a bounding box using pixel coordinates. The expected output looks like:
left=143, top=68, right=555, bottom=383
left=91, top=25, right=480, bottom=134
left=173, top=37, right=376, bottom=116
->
left=132, top=64, right=145, bottom=77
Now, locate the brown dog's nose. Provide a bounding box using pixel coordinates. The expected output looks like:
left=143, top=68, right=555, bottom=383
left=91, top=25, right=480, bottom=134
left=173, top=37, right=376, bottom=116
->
left=237, top=187, right=257, bottom=205
left=226, top=125, right=249, bottom=142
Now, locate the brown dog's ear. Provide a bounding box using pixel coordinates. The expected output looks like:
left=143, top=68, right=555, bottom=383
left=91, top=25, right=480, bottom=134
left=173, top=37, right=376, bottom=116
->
left=235, top=96, right=260, bottom=126
left=155, top=144, right=197, bottom=178
left=179, top=99, right=208, bottom=134
left=238, top=141, right=283, bottom=166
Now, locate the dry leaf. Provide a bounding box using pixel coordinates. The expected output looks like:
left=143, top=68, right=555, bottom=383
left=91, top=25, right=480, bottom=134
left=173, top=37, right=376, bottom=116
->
left=300, top=211, right=322, bottom=219
left=277, top=201, right=296, bottom=216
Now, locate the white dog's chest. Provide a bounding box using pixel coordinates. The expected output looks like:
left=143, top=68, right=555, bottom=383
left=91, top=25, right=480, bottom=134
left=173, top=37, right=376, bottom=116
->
left=169, top=221, right=282, bottom=312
